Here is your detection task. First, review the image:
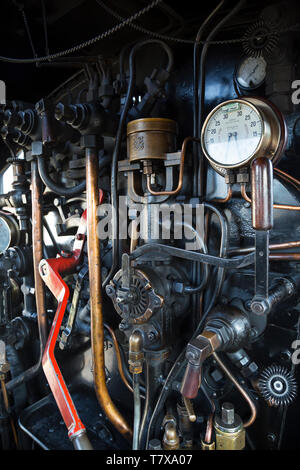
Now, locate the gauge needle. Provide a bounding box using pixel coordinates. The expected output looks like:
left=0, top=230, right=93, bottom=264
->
left=233, top=131, right=240, bottom=160
left=246, top=64, right=258, bottom=82
left=223, top=132, right=232, bottom=163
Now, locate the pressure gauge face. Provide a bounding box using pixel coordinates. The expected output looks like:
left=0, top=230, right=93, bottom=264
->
left=236, top=56, right=267, bottom=90
left=0, top=214, right=20, bottom=253
left=202, top=100, right=263, bottom=168
left=201, top=97, right=285, bottom=173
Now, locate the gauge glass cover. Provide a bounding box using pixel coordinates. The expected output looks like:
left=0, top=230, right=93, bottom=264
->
left=202, top=101, right=263, bottom=167
left=236, top=56, right=266, bottom=89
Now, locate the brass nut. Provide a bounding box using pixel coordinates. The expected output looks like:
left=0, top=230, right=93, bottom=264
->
left=215, top=428, right=245, bottom=451
left=201, top=330, right=221, bottom=352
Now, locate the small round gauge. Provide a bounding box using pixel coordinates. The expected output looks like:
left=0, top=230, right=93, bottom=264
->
left=201, top=97, right=284, bottom=173
left=236, top=56, right=267, bottom=90
left=0, top=213, right=20, bottom=253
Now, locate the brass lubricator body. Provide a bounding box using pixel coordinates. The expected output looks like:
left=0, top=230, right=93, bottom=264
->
left=127, top=118, right=177, bottom=162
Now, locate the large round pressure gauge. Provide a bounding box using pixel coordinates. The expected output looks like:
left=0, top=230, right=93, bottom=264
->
left=201, top=97, right=286, bottom=175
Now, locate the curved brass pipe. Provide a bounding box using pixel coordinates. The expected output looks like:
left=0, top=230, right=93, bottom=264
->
left=212, top=352, right=256, bottom=428
left=86, top=146, right=132, bottom=441
left=211, top=185, right=233, bottom=203
left=104, top=323, right=133, bottom=394
left=274, top=168, right=300, bottom=187
left=241, top=183, right=300, bottom=211
left=146, top=136, right=199, bottom=196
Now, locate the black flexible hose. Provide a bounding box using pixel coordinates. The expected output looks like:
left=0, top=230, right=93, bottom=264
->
left=103, top=39, right=173, bottom=288
left=197, top=0, right=246, bottom=200
left=192, top=0, right=225, bottom=196
left=37, top=153, right=111, bottom=197
left=38, top=156, right=86, bottom=196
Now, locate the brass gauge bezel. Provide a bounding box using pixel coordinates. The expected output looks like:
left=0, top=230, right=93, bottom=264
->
left=201, top=97, right=283, bottom=176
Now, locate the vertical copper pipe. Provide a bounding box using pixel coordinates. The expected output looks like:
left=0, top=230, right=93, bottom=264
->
left=86, top=146, right=132, bottom=441
left=31, top=160, right=47, bottom=349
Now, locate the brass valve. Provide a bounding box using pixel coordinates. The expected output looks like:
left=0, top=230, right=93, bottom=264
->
left=128, top=331, right=144, bottom=374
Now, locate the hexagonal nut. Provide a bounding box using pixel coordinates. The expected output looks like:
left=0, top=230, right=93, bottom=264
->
left=243, top=361, right=258, bottom=378
left=202, top=330, right=222, bottom=352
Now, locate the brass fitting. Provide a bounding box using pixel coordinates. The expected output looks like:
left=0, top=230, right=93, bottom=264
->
left=214, top=403, right=245, bottom=450
left=201, top=441, right=216, bottom=450
left=128, top=331, right=144, bottom=374
left=162, top=415, right=180, bottom=450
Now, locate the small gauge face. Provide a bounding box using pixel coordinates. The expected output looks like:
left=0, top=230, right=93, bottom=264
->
left=202, top=101, right=263, bottom=167
left=236, top=56, right=267, bottom=90
left=0, top=217, right=12, bottom=253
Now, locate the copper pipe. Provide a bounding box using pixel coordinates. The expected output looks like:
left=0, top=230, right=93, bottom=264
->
left=204, top=394, right=215, bottom=444
left=104, top=323, right=133, bottom=394
left=0, top=378, right=19, bottom=448
left=31, top=160, right=48, bottom=350
left=274, top=168, right=300, bottom=187
left=229, top=240, right=300, bottom=255
left=212, top=352, right=257, bottom=428
left=241, top=183, right=300, bottom=211
left=130, top=219, right=139, bottom=253
left=211, top=185, right=233, bottom=203
left=269, top=253, right=300, bottom=261
left=146, top=136, right=199, bottom=196
left=205, top=413, right=214, bottom=444
left=86, top=146, right=132, bottom=441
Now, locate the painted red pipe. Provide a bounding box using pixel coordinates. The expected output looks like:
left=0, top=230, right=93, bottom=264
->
left=39, top=210, right=93, bottom=449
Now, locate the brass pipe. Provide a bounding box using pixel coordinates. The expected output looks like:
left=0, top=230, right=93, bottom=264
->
left=146, top=136, right=199, bottom=196
left=130, top=219, right=139, bottom=253
left=211, top=185, right=233, bottom=203
left=229, top=240, right=300, bottom=255
left=269, top=253, right=300, bottom=261
left=86, top=146, right=132, bottom=441
left=212, top=352, right=256, bottom=428
left=31, top=160, right=47, bottom=350
left=274, top=168, right=300, bottom=187
left=241, top=183, right=300, bottom=211
left=0, top=378, right=19, bottom=448
left=104, top=323, right=133, bottom=394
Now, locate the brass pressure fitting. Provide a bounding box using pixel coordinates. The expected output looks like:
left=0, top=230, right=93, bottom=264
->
left=201, top=441, right=216, bottom=450
left=128, top=330, right=144, bottom=374
left=214, top=403, right=245, bottom=450
left=162, top=415, right=180, bottom=450
left=180, top=330, right=221, bottom=399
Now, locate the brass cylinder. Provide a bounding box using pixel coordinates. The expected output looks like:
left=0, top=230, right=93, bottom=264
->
left=31, top=160, right=47, bottom=349
left=127, top=118, right=177, bottom=162
left=86, top=146, right=132, bottom=442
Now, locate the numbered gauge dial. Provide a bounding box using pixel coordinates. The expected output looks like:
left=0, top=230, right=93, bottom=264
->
left=201, top=97, right=285, bottom=173
left=0, top=213, right=20, bottom=253
left=236, top=56, right=267, bottom=90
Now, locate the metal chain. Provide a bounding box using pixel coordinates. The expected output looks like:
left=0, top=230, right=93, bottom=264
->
left=0, top=0, right=163, bottom=64
left=21, top=7, right=38, bottom=58
left=1, top=0, right=300, bottom=64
